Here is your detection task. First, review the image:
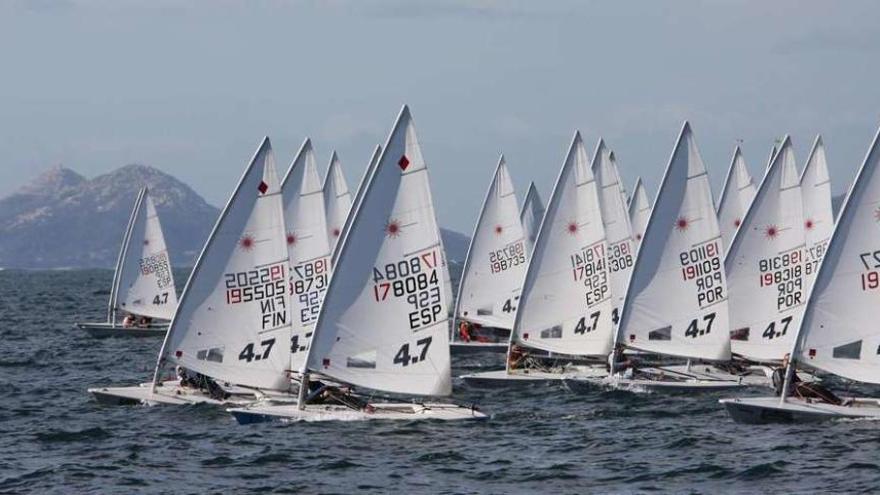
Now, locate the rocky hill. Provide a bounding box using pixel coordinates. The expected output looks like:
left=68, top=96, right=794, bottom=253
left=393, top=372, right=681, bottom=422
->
left=0, top=164, right=471, bottom=269
left=0, top=164, right=219, bottom=268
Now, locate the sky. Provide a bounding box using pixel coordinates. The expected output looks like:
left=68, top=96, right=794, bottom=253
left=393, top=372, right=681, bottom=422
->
left=2, top=0, right=879, bottom=233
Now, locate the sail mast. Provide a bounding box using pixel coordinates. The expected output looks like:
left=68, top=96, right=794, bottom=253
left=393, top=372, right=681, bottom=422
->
left=109, top=187, right=145, bottom=324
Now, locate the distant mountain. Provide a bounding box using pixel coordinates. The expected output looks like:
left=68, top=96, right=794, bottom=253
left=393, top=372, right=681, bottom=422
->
left=0, top=164, right=219, bottom=269
left=0, top=164, right=471, bottom=269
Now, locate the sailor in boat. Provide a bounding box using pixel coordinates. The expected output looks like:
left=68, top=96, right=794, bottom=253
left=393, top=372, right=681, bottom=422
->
left=458, top=320, right=473, bottom=343
left=137, top=316, right=153, bottom=327
left=607, top=343, right=638, bottom=379
left=175, top=366, right=230, bottom=401
left=122, top=313, right=136, bottom=328
left=771, top=354, right=846, bottom=406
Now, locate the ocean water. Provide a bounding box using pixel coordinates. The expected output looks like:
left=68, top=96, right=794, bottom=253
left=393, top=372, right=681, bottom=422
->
left=1, top=269, right=879, bottom=494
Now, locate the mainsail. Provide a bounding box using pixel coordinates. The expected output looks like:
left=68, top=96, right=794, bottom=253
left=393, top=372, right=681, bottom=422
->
left=717, top=147, right=756, bottom=250
left=628, top=177, right=651, bottom=248
left=281, top=139, right=332, bottom=372
left=520, top=182, right=545, bottom=252
left=617, top=123, right=730, bottom=361
left=455, top=156, right=527, bottom=331
left=323, top=151, right=353, bottom=252
left=793, top=126, right=880, bottom=383
left=110, top=188, right=178, bottom=322
left=305, top=106, right=452, bottom=396
left=726, top=137, right=806, bottom=362
left=333, top=146, right=382, bottom=263
left=511, top=132, right=614, bottom=356
left=591, top=140, right=635, bottom=319
left=156, top=138, right=292, bottom=391
left=800, top=136, right=834, bottom=289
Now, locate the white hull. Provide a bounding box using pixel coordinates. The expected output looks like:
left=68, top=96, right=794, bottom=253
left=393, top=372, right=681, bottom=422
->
left=228, top=402, right=488, bottom=424
left=720, top=396, right=880, bottom=424
left=88, top=380, right=288, bottom=407
left=76, top=322, right=167, bottom=338
left=460, top=365, right=607, bottom=389
left=564, top=372, right=752, bottom=394
left=450, top=341, right=508, bottom=356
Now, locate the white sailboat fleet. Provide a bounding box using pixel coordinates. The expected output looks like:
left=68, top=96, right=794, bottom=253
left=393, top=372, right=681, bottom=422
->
left=76, top=187, right=179, bottom=337
left=83, top=103, right=871, bottom=426
left=722, top=125, right=880, bottom=422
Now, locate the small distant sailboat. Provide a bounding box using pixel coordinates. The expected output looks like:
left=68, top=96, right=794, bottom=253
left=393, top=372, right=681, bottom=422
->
left=282, top=139, right=332, bottom=374
left=89, top=138, right=296, bottom=406
left=461, top=132, right=614, bottom=387
left=628, top=177, right=651, bottom=248
left=566, top=123, right=759, bottom=393
left=520, top=182, right=545, bottom=252
left=323, top=151, right=352, bottom=253
left=76, top=187, right=178, bottom=337
left=722, top=126, right=880, bottom=422
left=452, top=156, right=528, bottom=355
left=716, top=146, right=756, bottom=250
left=727, top=138, right=807, bottom=362
left=228, top=106, right=487, bottom=422
left=800, top=135, right=834, bottom=290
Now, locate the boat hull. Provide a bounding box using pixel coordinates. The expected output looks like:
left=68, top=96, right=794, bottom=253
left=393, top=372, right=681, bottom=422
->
left=460, top=366, right=606, bottom=388
left=88, top=380, right=275, bottom=407
left=564, top=374, right=752, bottom=394
left=720, top=396, right=880, bottom=424
left=228, top=402, right=488, bottom=424
left=76, top=322, right=168, bottom=338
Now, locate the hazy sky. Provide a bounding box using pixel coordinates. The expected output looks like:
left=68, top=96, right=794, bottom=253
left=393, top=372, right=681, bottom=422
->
left=2, top=0, right=879, bottom=232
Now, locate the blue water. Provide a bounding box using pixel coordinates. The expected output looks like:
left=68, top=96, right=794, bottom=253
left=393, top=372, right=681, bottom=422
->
left=1, top=270, right=878, bottom=494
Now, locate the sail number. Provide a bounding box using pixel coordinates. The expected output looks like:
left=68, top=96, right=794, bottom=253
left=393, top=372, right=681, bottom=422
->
left=238, top=338, right=276, bottom=362
left=574, top=311, right=601, bottom=334
left=292, top=257, right=329, bottom=325
left=859, top=250, right=880, bottom=291
left=680, top=240, right=725, bottom=308
left=393, top=336, right=432, bottom=366
left=607, top=240, right=634, bottom=273
left=762, top=316, right=793, bottom=340
left=805, top=240, right=828, bottom=276
left=488, top=240, right=526, bottom=273
left=225, top=263, right=288, bottom=330
left=152, top=292, right=169, bottom=305
left=571, top=241, right=610, bottom=306
left=373, top=250, right=444, bottom=330
left=758, top=249, right=804, bottom=310
left=139, top=252, right=173, bottom=289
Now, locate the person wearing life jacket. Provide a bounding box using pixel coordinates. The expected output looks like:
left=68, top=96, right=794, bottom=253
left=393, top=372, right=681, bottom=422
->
left=507, top=344, right=528, bottom=370
left=773, top=353, right=846, bottom=406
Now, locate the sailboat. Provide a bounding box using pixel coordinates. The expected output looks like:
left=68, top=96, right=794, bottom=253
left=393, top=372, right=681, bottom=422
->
left=228, top=107, right=487, bottom=422
left=721, top=126, right=880, bottom=422
left=565, top=123, right=761, bottom=393
left=76, top=187, right=178, bottom=337
left=800, top=135, right=834, bottom=290
left=592, top=140, right=635, bottom=328
left=451, top=156, right=528, bottom=355
left=282, top=139, right=332, bottom=376
left=726, top=137, right=807, bottom=363
left=461, top=132, right=615, bottom=387
left=89, top=138, right=296, bottom=406
left=717, top=146, right=757, bottom=250
left=628, top=177, right=651, bottom=248
left=323, top=151, right=352, bottom=253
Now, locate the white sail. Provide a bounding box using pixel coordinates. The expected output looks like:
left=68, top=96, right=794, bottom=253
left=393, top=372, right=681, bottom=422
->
left=512, top=132, right=614, bottom=356
left=158, top=138, right=292, bottom=391
left=333, top=146, right=382, bottom=263
left=591, top=140, right=635, bottom=318
left=455, top=156, right=527, bottom=331
left=305, top=106, right=451, bottom=396
left=609, top=151, right=630, bottom=219
left=628, top=177, right=651, bottom=247
left=281, top=139, right=332, bottom=372
left=108, top=189, right=144, bottom=322
left=115, top=189, right=178, bottom=321
left=520, top=182, right=545, bottom=252
left=800, top=136, right=834, bottom=288
left=323, top=151, right=353, bottom=252
left=717, top=147, right=757, bottom=250
left=726, top=137, right=806, bottom=362
left=617, top=123, right=730, bottom=361
left=794, top=127, right=880, bottom=383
